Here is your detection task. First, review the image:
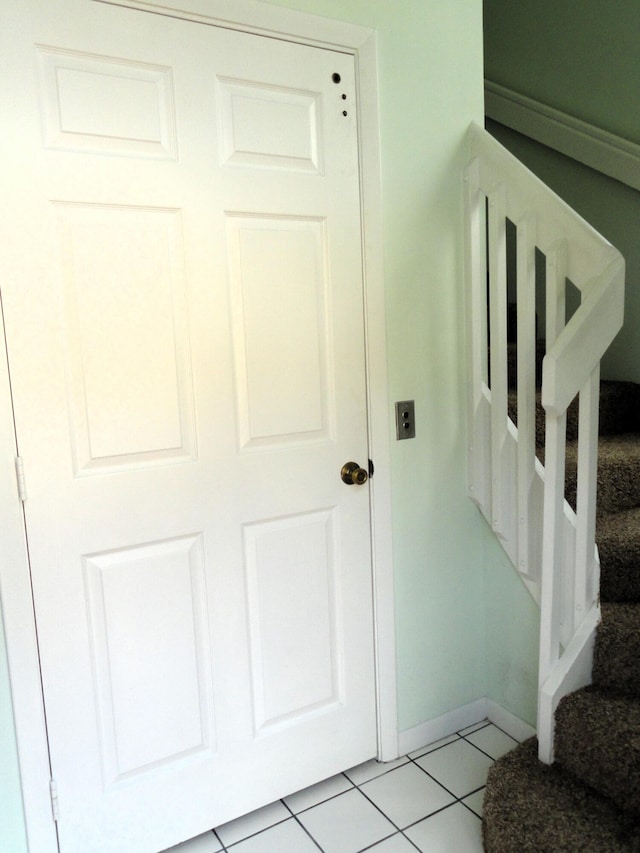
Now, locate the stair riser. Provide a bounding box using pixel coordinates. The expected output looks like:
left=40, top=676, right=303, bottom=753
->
left=564, top=440, right=640, bottom=517
left=593, top=611, right=640, bottom=698
left=483, top=739, right=640, bottom=851
left=487, top=367, right=640, bottom=844
left=597, top=507, right=640, bottom=602
left=507, top=381, right=640, bottom=447
left=599, top=549, right=640, bottom=603
left=554, top=688, right=640, bottom=817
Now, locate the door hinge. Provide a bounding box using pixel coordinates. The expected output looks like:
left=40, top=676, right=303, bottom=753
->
left=14, top=456, right=26, bottom=502
left=49, top=779, right=60, bottom=822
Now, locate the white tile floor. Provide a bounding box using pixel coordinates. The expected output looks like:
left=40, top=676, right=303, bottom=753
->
left=165, top=720, right=519, bottom=853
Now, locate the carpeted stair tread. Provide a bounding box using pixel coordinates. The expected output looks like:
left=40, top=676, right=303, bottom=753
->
left=507, top=390, right=579, bottom=445
left=483, top=738, right=640, bottom=852
left=597, top=507, right=640, bottom=602
left=593, top=603, right=640, bottom=696
left=564, top=433, right=640, bottom=516
left=506, top=340, right=545, bottom=391
left=507, top=381, right=640, bottom=449
left=566, top=380, right=640, bottom=438
left=554, top=687, right=640, bottom=816
left=598, top=381, right=640, bottom=435
left=485, top=372, right=640, bottom=848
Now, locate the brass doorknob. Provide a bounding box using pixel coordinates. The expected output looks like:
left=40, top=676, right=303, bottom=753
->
left=341, top=462, right=368, bottom=486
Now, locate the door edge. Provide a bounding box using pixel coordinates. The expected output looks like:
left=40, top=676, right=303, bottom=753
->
left=0, top=310, right=58, bottom=850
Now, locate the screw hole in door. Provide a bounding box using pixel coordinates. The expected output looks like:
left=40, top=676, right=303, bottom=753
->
left=332, top=72, right=341, bottom=83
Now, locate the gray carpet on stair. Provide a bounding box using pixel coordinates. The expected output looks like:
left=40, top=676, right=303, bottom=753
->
left=564, top=433, right=640, bottom=517
left=597, top=382, right=640, bottom=436
left=555, top=687, right=640, bottom=817
left=483, top=368, right=640, bottom=850
left=507, top=381, right=640, bottom=448
left=598, top=508, right=640, bottom=602
left=483, top=739, right=640, bottom=852
left=593, top=603, right=640, bottom=695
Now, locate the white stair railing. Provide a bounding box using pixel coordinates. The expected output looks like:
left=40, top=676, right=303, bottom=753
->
left=463, top=122, right=625, bottom=763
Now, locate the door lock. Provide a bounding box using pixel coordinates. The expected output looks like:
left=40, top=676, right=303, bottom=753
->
left=341, top=462, right=368, bottom=485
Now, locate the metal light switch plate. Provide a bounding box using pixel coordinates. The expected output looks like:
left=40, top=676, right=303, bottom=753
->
left=395, top=400, right=415, bottom=440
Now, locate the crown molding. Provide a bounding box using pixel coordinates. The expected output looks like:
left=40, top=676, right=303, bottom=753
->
left=485, top=79, right=640, bottom=192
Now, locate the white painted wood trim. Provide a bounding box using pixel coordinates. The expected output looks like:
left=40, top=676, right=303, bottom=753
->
left=465, top=123, right=623, bottom=763
left=354, top=31, right=399, bottom=762
left=485, top=79, right=640, bottom=192
left=95, top=0, right=372, bottom=49
left=398, top=700, right=488, bottom=755
left=2, top=8, right=396, bottom=849
left=485, top=700, right=536, bottom=744
left=398, top=698, right=535, bottom=756
left=537, top=602, right=599, bottom=764
left=0, top=315, right=57, bottom=852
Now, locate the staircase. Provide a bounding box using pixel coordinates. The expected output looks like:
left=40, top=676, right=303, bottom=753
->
left=483, top=373, right=640, bottom=849
left=462, top=123, right=640, bottom=848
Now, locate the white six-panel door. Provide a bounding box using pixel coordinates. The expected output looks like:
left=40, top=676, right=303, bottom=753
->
left=1, top=1, right=376, bottom=850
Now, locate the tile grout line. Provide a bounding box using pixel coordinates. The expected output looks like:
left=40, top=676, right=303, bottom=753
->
left=459, top=795, right=484, bottom=820
left=212, top=827, right=227, bottom=853
left=207, top=731, right=503, bottom=852
left=357, top=829, right=422, bottom=853
left=287, top=778, right=407, bottom=853
left=281, top=795, right=326, bottom=852
left=351, top=750, right=487, bottom=847
left=406, top=732, right=465, bottom=762
left=354, top=776, right=404, bottom=831
left=218, top=814, right=291, bottom=851
left=458, top=722, right=519, bottom=759
left=403, top=753, right=489, bottom=822
left=285, top=772, right=356, bottom=816
left=459, top=736, right=504, bottom=762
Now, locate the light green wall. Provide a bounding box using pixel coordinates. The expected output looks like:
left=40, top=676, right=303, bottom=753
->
left=265, top=0, right=538, bottom=732
left=267, top=0, right=489, bottom=730
left=484, top=0, right=640, bottom=383
left=484, top=0, right=640, bottom=145
left=483, top=532, right=539, bottom=726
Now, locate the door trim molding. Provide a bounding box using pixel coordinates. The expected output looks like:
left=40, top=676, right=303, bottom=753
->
left=1, top=2, right=396, bottom=850
left=0, top=303, right=56, bottom=852
left=96, top=0, right=373, bottom=48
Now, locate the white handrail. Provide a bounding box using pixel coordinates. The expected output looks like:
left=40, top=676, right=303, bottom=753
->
left=463, top=122, right=625, bottom=763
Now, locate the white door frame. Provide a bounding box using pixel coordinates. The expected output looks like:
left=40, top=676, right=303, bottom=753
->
left=0, top=2, right=396, bottom=850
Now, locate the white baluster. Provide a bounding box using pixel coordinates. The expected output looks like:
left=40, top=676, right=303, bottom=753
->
left=488, top=183, right=509, bottom=539
left=515, top=213, right=537, bottom=582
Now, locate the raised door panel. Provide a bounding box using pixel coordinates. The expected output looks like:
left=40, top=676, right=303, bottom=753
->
left=84, top=534, right=215, bottom=783
left=227, top=215, right=332, bottom=449
left=37, top=46, right=177, bottom=159
left=244, top=509, right=342, bottom=733
left=54, top=203, right=196, bottom=473
left=217, top=77, right=321, bottom=173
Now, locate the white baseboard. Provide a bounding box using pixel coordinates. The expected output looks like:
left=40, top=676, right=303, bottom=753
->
left=398, top=698, right=536, bottom=756
left=398, top=699, right=488, bottom=756
left=485, top=79, right=640, bottom=193
left=485, top=699, right=536, bottom=743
